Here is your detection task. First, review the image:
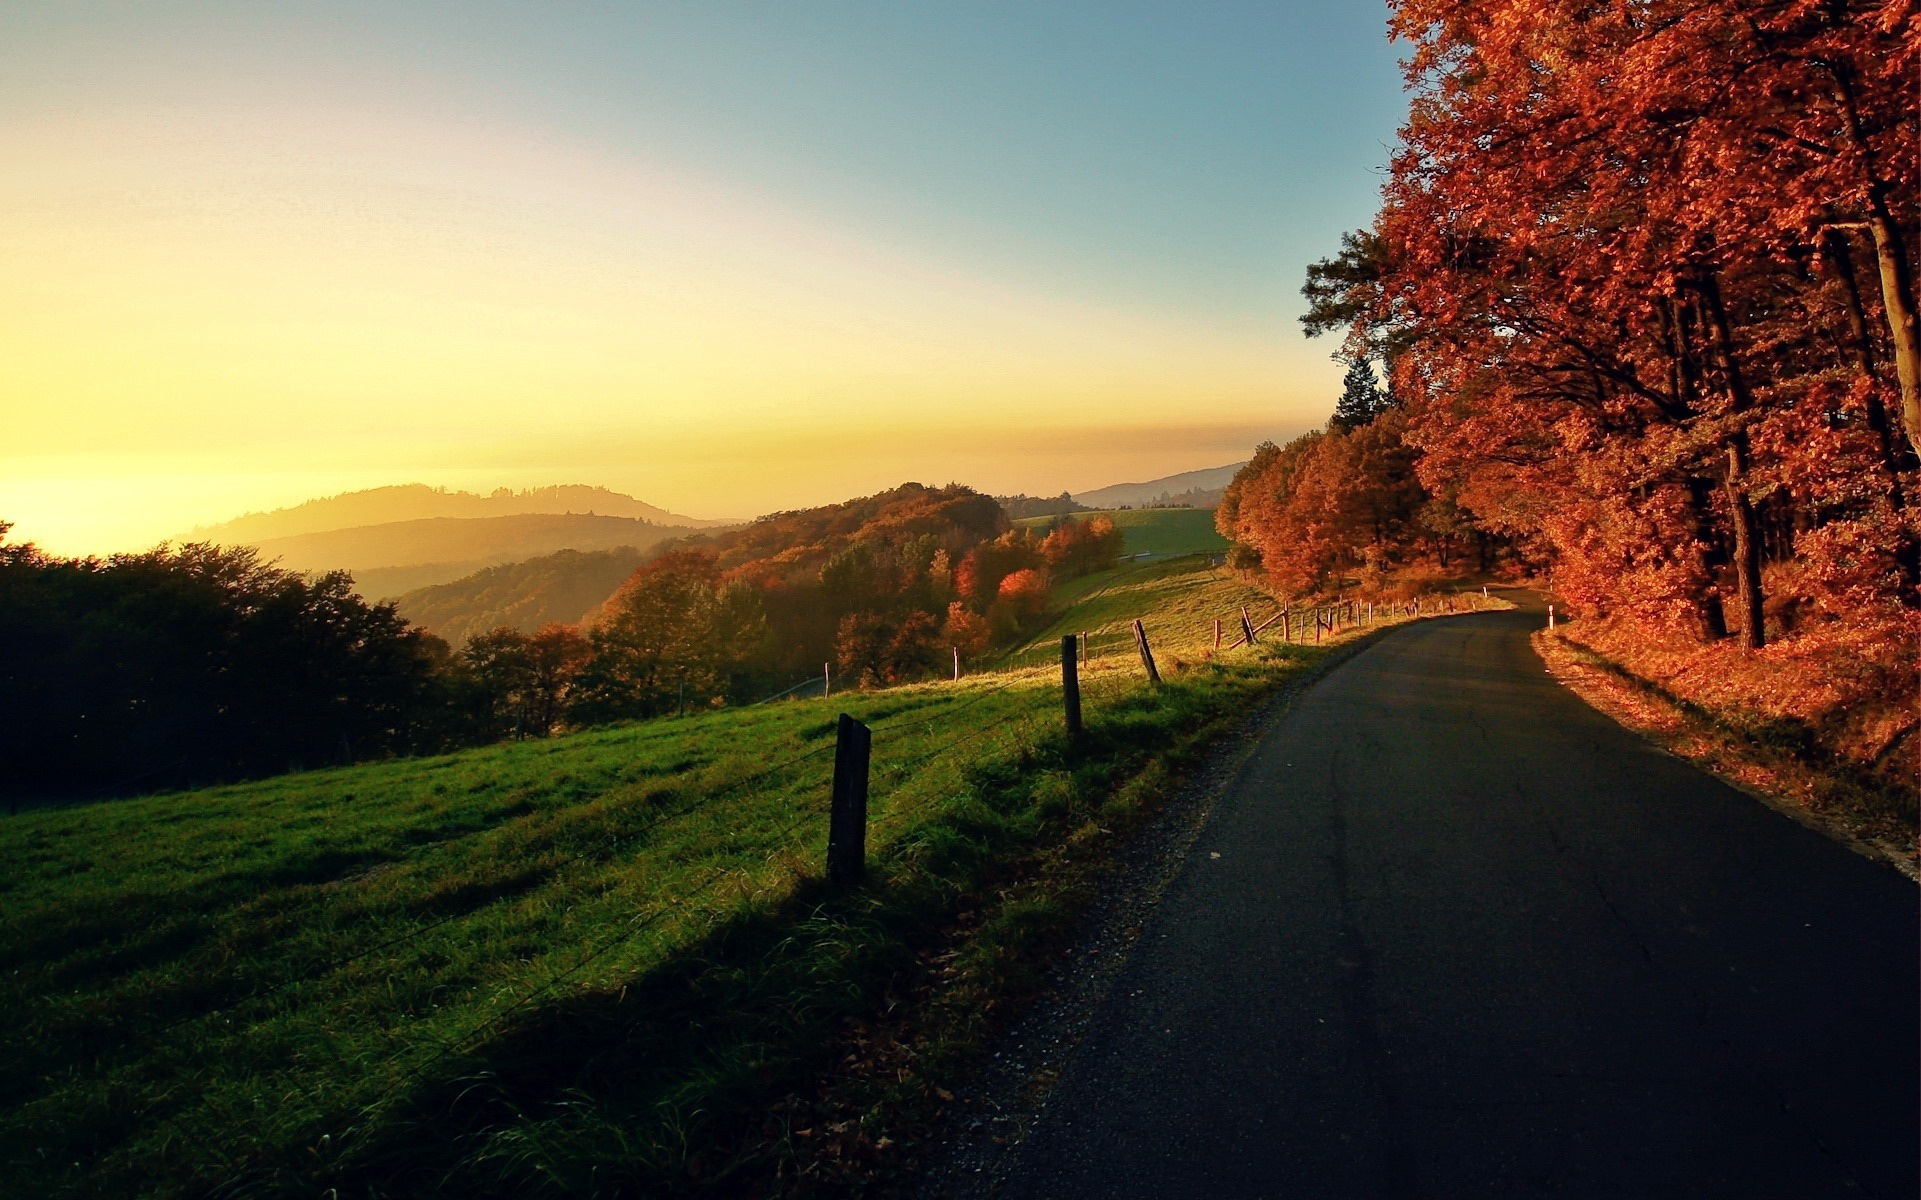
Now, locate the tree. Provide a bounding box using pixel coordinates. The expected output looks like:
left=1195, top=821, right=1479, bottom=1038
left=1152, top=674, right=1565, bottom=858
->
left=1331, top=358, right=1388, bottom=430
left=987, top=567, right=1051, bottom=639
left=569, top=551, right=733, bottom=724
left=1039, top=514, right=1125, bottom=578
left=1303, top=0, right=1919, bottom=647
left=0, top=536, right=449, bottom=800
left=1216, top=413, right=1430, bottom=594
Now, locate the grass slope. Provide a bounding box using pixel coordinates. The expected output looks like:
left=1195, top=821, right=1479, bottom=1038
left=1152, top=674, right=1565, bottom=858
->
left=1017, top=506, right=1228, bottom=558
left=2, top=559, right=1454, bottom=1198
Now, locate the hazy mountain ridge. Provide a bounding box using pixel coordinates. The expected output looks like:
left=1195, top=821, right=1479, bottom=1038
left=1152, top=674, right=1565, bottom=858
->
left=189, top=484, right=730, bottom=545
left=1069, top=462, right=1243, bottom=510
left=252, top=513, right=700, bottom=597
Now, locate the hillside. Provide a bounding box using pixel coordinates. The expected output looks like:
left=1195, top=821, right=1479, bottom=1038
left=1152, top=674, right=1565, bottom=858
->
left=1070, top=462, right=1243, bottom=510
left=1018, top=507, right=1230, bottom=559
left=1, top=553, right=1476, bottom=1197
left=250, top=513, right=699, bottom=598
left=392, top=546, right=652, bottom=645
left=189, top=484, right=731, bottom=545
left=680, top=482, right=1004, bottom=576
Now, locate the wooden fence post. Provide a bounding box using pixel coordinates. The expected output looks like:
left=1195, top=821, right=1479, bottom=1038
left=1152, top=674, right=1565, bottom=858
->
left=1281, top=608, right=1290, bottom=641
left=1240, top=605, right=1258, bottom=645
left=1062, top=635, right=1083, bottom=739
left=1132, top=619, right=1162, bottom=684
left=826, top=713, right=871, bottom=887
left=823, top=661, right=832, bottom=697
left=1081, top=631, right=1089, bottom=666
left=953, top=646, right=960, bottom=681
left=1214, top=618, right=1222, bottom=650
left=1549, top=603, right=1556, bottom=630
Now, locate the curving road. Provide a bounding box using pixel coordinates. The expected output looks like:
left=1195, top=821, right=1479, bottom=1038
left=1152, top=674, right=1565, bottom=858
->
left=1001, top=603, right=1917, bottom=1199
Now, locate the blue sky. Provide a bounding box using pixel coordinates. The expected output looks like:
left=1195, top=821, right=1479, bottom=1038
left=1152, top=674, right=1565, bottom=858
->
left=1, top=2, right=1407, bottom=551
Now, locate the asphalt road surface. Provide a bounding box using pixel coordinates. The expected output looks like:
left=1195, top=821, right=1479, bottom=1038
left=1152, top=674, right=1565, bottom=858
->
left=1002, top=605, right=1917, bottom=1199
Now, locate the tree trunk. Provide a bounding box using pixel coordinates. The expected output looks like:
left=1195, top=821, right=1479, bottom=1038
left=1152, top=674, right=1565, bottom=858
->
left=1698, top=274, right=1766, bottom=648
left=1684, top=476, right=1729, bottom=641
left=1825, top=60, right=1921, bottom=460
left=1867, top=190, right=1921, bottom=461
left=1723, top=439, right=1766, bottom=649
left=1823, top=230, right=1920, bottom=592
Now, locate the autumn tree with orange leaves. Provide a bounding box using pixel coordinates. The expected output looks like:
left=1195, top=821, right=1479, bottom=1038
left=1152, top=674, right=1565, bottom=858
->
left=1282, top=0, right=1917, bottom=648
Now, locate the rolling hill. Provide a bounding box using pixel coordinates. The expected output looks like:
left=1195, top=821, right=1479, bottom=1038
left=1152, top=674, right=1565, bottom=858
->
left=391, top=546, right=652, bottom=645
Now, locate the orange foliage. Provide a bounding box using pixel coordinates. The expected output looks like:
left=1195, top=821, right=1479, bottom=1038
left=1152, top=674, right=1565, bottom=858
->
left=988, top=567, right=1051, bottom=638
left=1039, top=514, right=1125, bottom=578
left=1293, top=0, right=1917, bottom=644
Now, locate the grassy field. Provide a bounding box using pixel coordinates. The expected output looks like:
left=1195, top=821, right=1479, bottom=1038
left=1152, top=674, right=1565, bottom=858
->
left=1016, top=506, right=1229, bottom=558
left=2, top=558, right=1459, bottom=1198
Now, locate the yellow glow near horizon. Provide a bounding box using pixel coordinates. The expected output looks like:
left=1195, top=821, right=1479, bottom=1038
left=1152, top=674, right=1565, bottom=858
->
left=2, top=102, right=1333, bottom=557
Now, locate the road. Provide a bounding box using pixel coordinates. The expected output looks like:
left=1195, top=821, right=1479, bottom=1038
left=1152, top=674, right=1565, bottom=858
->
left=1000, top=604, right=1918, bottom=1198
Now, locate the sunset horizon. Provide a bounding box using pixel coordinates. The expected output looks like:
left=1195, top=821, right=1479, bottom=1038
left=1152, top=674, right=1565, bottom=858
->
left=3, top=3, right=1400, bottom=559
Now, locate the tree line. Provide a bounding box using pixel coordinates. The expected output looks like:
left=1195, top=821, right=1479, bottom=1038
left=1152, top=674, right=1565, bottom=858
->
left=1222, top=0, right=1915, bottom=646
left=0, top=488, right=1124, bottom=802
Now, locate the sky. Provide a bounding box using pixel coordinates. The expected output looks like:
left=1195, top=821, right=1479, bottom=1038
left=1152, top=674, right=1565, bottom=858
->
left=1, top=1, right=1407, bottom=556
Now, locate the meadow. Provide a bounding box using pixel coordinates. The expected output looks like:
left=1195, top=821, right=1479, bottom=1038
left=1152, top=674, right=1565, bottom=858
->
left=1017, top=506, right=1229, bottom=559
left=3, top=543, right=1453, bottom=1198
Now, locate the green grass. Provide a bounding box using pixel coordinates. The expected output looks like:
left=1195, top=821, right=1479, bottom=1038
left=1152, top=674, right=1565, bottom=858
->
left=2, top=558, right=1422, bottom=1198
left=995, top=554, right=1369, bottom=672
left=1017, top=506, right=1229, bottom=558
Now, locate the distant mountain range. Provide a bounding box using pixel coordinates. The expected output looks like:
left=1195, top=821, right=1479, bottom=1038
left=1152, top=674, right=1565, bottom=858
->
left=183, top=484, right=733, bottom=598
left=189, top=483, right=732, bottom=545
left=1070, top=462, right=1243, bottom=510
left=253, top=513, right=700, bottom=598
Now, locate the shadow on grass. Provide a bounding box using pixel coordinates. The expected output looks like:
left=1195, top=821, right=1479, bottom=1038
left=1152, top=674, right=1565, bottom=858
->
left=275, top=725, right=1175, bottom=1200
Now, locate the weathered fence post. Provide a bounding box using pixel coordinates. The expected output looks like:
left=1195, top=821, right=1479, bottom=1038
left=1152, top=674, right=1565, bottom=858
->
left=823, top=661, right=832, bottom=697
left=953, top=646, right=960, bottom=681
left=1081, top=631, right=1089, bottom=666
left=1549, top=603, right=1556, bottom=631
left=1132, top=619, right=1162, bottom=684
left=1061, top=635, right=1083, bottom=739
left=1240, top=605, right=1258, bottom=646
left=1214, top=618, right=1222, bottom=650
left=1281, top=608, right=1290, bottom=641
left=826, top=713, right=871, bottom=887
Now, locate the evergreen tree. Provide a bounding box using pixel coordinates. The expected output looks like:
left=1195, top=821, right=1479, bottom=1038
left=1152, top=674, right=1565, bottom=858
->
left=1330, top=357, right=1386, bottom=430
